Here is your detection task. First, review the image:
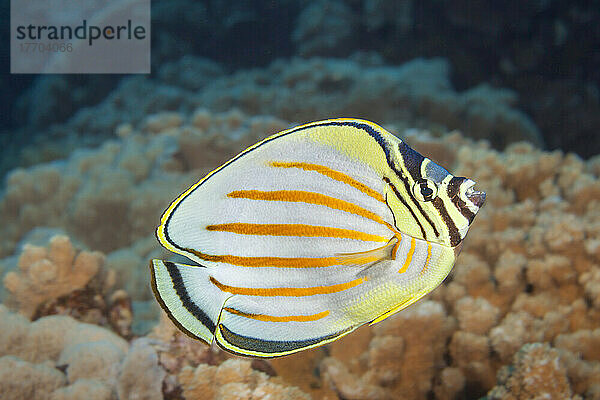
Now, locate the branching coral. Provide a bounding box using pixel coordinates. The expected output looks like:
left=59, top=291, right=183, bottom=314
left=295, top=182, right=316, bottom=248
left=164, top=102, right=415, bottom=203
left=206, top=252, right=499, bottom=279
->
left=2, top=235, right=134, bottom=337
left=0, top=356, right=66, bottom=400
left=116, top=339, right=165, bottom=400
left=0, top=110, right=288, bottom=259
left=0, top=303, right=312, bottom=400
left=296, top=129, right=600, bottom=399
left=320, top=357, right=388, bottom=400
left=1, top=107, right=600, bottom=399
left=10, top=55, right=543, bottom=177
left=3, top=235, right=103, bottom=318
left=487, top=343, right=573, bottom=400
left=0, top=305, right=133, bottom=399
left=178, top=359, right=310, bottom=400
left=319, top=301, right=454, bottom=400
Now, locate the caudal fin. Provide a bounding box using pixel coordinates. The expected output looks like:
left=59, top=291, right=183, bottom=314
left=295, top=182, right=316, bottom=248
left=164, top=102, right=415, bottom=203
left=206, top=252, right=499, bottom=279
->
left=150, top=259, right=228, bottom=344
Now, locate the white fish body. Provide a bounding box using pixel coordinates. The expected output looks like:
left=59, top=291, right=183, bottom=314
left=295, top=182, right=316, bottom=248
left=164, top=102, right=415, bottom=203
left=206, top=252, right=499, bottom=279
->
left=150, top=119, right=485, bottom=357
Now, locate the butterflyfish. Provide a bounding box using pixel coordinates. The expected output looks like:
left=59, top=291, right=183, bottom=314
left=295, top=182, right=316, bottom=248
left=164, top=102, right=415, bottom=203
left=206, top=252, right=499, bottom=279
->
left=150, top=119, right=485, bottom=358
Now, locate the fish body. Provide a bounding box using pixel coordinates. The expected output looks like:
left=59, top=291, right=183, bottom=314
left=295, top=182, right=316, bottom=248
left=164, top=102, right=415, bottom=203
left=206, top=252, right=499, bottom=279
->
left=150, top=119, right=485, bottom=357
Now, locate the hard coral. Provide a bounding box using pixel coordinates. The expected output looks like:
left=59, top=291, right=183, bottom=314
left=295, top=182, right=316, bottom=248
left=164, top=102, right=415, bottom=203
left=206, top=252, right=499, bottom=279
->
left=287, top=129, right=600, bottom=399
left=3, top=235, right=102, bottom=318
left=0, top=109, right=287, bottom=260
left=555, top=329, right=600, bottom=362
left=433, top=367, right=465, bottom=400
left=10, top=54, right=543, bottom=177
left=2, top=106, right=600, bottom=399
left=487, top=343, right=573, bottom=400
left=50, top=379, right=114, bottom=400
left=321, top=300, right=454, bottom=400
left=320, top=357, right=388, bottom=400
left=0, top=355, right=66, bottom=400
left=449, top=331, right=496, bottom=392
left=454, top=296, right=500, bottom=335
left=179, top=359, right=310, bottom=400
left=58, top=340, right=124, bottom=386
left=117, top=339, right=165, bottom=400
left=2, top=235, right=134, bottom=337
left=149, top=312, right=227, bottom=398
left=0, top=305, right=166, bottom=400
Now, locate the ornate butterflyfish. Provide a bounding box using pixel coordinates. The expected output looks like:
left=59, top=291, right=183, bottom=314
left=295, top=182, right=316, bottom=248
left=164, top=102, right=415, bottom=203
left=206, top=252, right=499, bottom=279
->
left=150, top=119, right=485, bottom=358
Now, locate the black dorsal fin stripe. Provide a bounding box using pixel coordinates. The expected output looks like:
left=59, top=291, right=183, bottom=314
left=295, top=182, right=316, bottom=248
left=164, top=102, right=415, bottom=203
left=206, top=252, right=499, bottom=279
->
left=397, top=141, right=424, bottom=181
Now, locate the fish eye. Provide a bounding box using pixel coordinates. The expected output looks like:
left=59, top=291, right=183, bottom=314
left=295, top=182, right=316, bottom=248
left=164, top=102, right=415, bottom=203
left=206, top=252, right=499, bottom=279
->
left=412, top=179, right=437, bottom=202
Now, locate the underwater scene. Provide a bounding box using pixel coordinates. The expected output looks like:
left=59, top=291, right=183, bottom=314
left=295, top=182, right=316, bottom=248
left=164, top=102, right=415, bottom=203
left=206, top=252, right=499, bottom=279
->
left=2, top=1, right=600, bottom=399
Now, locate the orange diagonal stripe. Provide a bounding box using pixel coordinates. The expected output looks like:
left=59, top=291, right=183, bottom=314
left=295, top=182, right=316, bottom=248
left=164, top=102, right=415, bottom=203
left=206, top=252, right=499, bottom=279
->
left=398, top=237, right=416, bottom=274
left=206, top=223, right=388, bottom=242
left=270, top=161, right=385, bottom=203
left=227, top=190, right=389, bottom=228
left=420, top=242, right=432, bottom=276
left=210, top=276, right=366, bottom=297
left=223, top=308, right=330, bottom=322
left=186, top=248, right=378, bottom=268
left=390, top=239, right=400, bottom=260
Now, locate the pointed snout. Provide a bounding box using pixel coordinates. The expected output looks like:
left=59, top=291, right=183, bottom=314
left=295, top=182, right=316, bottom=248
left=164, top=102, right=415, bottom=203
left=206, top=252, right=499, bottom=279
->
left=467, top=190, right=486, bottom=208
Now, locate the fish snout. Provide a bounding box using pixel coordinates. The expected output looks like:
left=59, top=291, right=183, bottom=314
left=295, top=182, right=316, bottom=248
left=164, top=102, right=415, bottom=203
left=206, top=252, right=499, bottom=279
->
left=466, top=186, right=486, bottom=208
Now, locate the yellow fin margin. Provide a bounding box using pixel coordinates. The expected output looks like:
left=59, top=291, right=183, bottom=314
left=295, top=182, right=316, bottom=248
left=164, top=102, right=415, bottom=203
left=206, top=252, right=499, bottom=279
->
left=369, top=291, right=428, bottom=326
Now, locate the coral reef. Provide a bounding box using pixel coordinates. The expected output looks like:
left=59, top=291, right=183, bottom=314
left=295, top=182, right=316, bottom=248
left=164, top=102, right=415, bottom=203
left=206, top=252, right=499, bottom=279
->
left=179, top=359, right=310, bottom=400
left=0, top=109, right=288, bottom=335
left=487, top=343, right=573, bottom=400
left=1, top=0, right=598, bottom=398
left=3, top=235, right=103, bottom=318
left=0, top=305, right=130, bottom=399
left=0, top=304, right=312, bottom=400
left=2, top=235, right=133, bottom=337
left=320, top=301, right=454, bottom=400
left=292, top=0, right=355, bottom=57
left=116, top=339, right=165, bottom=400
left=0, top=356, right=66, bottom=400
left=4, top=0, right=598, bottom=182
left=1, top=107, right=599, bottom=399
left=275, top=128, right=600, bottom=399
left=0, top=109, right=287, bottom=259
left=6, top=55, right=542, bottom=176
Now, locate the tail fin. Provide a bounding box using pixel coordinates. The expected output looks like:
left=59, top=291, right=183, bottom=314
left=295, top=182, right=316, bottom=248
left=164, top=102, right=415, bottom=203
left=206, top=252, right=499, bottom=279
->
left=150, top=259, right=228, bottom=344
